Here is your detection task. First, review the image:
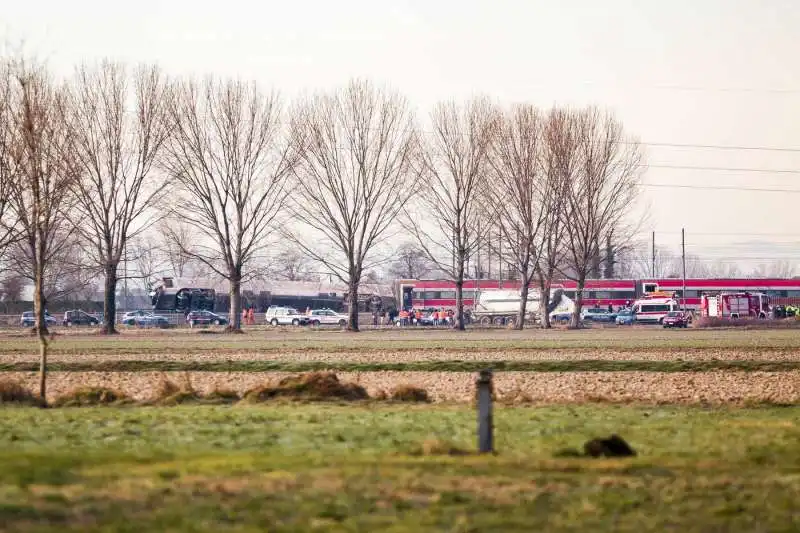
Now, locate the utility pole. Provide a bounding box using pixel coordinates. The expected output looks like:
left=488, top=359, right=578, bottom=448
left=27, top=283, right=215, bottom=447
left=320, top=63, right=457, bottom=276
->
left=123, top=242, right=128, bottom=314
left=681, top=228, right=687, bottom=312
left=651, top=231, right=656, bottom=278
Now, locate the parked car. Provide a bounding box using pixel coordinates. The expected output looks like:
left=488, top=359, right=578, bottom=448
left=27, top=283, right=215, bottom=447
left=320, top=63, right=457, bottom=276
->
left=662, top=310, right=691, bottom=328
left=265, top=306, right=311, bottom=326
left=120, top=310, right=170, bottom=328
left=550, top=312, right=573, bottom=324
left=186, top=310, right=228, bottom=327
left=615, top=309, right=636, bottom=325
left=580, top=308, right=617, bottom=322
left=62, top=310, right=100, bottom=327
left=308, top=308, right=348, bottom=327
left=20, top=311, right=57, bottom=328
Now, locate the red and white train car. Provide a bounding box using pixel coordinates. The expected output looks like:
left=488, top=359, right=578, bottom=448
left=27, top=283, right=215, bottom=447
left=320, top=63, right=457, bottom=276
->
left=397, top=278, right=800, bottom=312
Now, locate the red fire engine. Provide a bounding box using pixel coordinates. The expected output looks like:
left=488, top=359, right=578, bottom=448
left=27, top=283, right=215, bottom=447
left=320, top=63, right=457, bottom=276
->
left=700, top=292, right=769, bottom=319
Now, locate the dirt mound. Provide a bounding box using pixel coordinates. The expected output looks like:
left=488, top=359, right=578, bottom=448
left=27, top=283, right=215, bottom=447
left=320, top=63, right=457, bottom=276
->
left=0, top=379, right=44, bottom=406
left=583, top=434, right=637, bottom=458
left=52, top=387, right=129, bottom=407
left=243, top=372, right=369, bottom=402
left=390, top=384, right=430, bottom=403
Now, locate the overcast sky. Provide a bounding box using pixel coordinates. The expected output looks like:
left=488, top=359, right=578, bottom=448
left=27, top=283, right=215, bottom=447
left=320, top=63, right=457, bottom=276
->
left=4, top=0, right=800, bottom=271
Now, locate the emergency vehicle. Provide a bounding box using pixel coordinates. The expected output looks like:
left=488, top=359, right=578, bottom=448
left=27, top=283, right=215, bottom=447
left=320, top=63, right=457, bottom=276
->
left=700, top=292, right=769, bottom=319
left=629, top=293, right=681, bottom=324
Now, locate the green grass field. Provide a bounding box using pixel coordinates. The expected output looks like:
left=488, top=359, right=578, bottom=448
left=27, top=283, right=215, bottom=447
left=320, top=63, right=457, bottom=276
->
left=1, top=327, right=798, bottom=531
left=0, top=404, right=798, bottom=532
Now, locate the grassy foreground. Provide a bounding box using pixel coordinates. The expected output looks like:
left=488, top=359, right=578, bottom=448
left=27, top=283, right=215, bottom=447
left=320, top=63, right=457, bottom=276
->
left=1, top=404, right=798, bottom=532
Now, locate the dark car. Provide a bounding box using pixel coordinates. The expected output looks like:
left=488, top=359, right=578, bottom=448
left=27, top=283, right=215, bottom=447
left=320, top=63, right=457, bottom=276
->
left=662, top=310, right=691, bottom=328
left=20, top=311, right=57, bottom=328
left=186, top=310, right=228, bottom=327
left=581, top=308, right=617, bottom=322
left=63, top=310, right=100, bottom=327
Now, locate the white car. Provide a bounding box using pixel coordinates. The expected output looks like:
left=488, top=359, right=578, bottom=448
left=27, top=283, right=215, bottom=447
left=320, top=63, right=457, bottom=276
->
left=264, top=306, right=311, bottom=326
left=308, top=308, right=348, bottom=327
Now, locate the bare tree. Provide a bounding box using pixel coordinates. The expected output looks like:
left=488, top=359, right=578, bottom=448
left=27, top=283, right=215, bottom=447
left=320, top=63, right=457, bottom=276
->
left=130, top=237, right=168, bottom=293
left=409, top=97, right=496, bottom=330
left=0, top=57, right=80, bottom=398
left=68, top=62, right=171, bottom=334
left=616, top=242, right=710, bottom=279
left=484, top=104, right=549, bottom=329
left=5, top=233, right=96, bottom=302
left=287, top=79, right=418, bottom=331
left=271, top=248, right=314, bottom=281
left=158, top=220, right=198, bottom=278
left=0, top=273, right=24, bottom=302
left=751, top=260, right=795, bottom=279
left=161, top=76, right=294, bottom=331
left=531, top=110, right=574, bottom=328
left=559, top=107, right=643, bottom=327
left=388, top=242, right=433, bottom=280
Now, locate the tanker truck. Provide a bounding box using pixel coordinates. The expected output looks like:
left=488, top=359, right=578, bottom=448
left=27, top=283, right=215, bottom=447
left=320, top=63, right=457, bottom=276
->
left=471, top=287, right=575, bottom=326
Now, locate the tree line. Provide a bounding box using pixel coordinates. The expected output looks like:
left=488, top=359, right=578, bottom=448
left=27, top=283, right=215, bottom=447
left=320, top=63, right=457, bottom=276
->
left=0, top=55, right=645, bottom=365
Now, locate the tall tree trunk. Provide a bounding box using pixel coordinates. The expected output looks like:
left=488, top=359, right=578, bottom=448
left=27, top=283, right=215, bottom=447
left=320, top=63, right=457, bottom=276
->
left=516, top=281, right=529, bottom=331
left=102, top=262, right=119, bottom=334
left=454, top=278, right=465, bottom=331
left=570, top=277, right=585, bottom=329
left=228, top=271, right=242, bottom=332
left=347, top=279, right=360, bottom=332
left=541, top=281, right=552, bottom=329
left=33, top=269, right=48, bottom=400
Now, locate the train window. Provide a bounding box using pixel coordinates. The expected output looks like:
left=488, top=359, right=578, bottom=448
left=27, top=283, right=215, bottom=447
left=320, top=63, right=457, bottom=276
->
left=788, top=290, right=800, bottom=297
left=640, top=304, right=670, bottom=313
left=592, top=291, right=612, bottom=300
left=643, top=283, right=658, bottom=293
left=439, top=291, right=456, bottom=299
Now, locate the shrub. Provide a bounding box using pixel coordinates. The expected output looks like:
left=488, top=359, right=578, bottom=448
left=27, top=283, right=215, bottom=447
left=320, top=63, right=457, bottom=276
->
left=390, top=384, right=430, bottom=403
left=53, top=387, right=130, bottom=407
left=153, top=372, right=203, bottom=405
left=243, top=372, right=369, bottom=403
left=158, top=390, right=204, bottom=406
left=694, top=316, right=800, bottom=329
left=0, top=379, right=43, bottom=407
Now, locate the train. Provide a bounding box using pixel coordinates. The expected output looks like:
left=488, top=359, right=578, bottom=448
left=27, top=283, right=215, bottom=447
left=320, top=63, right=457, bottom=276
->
left=396, top=277, right=800, bottom=312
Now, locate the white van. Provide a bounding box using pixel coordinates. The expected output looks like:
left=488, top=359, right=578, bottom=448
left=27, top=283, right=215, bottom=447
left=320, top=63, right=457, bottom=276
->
left=631, top=296, right=680, bottom=324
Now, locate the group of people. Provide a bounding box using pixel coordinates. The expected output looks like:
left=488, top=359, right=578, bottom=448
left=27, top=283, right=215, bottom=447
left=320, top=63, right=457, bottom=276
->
left=384, top=307, right=455, bottom=327
left=240, top=307, right=257, bottom=325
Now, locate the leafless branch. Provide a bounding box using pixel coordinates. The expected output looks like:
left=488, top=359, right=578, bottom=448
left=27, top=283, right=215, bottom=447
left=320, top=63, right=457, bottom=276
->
left=160, top=76, right=295, bottom=329
left=286, top=79, right=418, bottom=331
left=67, top=61, right=172, bottom=332
left=408, top=96, right=497, bottom=329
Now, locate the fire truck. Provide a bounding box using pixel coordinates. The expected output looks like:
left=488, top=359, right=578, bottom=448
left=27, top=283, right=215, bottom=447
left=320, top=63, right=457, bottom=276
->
left=700, top=292, right=769, bottom=319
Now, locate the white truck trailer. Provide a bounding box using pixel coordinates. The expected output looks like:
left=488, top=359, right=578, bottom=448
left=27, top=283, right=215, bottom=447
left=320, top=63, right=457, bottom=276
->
left=471, top=288, right=575, bottom=326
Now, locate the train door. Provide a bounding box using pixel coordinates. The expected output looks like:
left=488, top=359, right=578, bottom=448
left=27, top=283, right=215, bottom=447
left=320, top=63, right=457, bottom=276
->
left=401, top=286, right=413, bottom=310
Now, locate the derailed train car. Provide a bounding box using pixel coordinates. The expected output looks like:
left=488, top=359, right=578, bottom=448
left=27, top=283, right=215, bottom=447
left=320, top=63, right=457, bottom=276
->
left=150, top=278, right=216, bottom=313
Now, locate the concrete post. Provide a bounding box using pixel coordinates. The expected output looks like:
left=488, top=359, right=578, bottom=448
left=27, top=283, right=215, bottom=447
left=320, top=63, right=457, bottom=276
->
left=476, top=369, right=494, bottom=453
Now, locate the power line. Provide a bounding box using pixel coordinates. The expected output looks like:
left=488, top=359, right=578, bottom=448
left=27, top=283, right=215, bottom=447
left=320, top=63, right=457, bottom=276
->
left=639, top=141, right=800, bottom=153
left=647, top=164, right=800, bottom=174
left=640, top=183, right=800, bottom=193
